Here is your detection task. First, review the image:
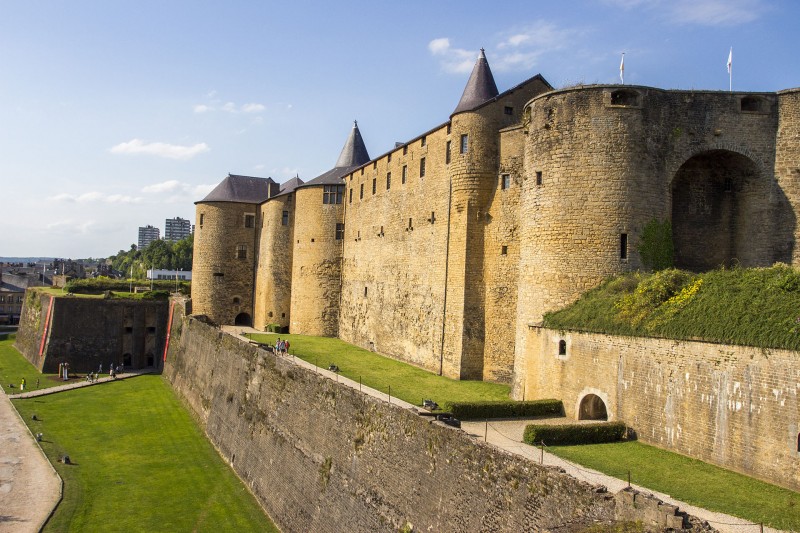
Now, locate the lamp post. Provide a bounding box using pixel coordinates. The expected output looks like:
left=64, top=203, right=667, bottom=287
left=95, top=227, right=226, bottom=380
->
left=175, top=269, right=181, bottom=293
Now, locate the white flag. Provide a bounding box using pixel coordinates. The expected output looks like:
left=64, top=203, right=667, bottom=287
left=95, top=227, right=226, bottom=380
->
left=620, top=53, right=625, bottom=84
left=727, top=47, right=732, bottom=74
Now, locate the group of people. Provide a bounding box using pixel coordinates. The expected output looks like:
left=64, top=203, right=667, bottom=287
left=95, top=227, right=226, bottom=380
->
left=81, top=362, right=124, bottom=382
left=274, top=338, right=290, bottom=356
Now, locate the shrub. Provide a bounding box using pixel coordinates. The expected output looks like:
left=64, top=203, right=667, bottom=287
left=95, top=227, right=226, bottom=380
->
left=524, top=421, right=627, bottom=446
left=265, top=323, right=281, bottom=333
left=444, top=399, right=563, bottom=420
left=140, top=290, right=170, bottom=300
left=637, top=218, right=673, bottom=271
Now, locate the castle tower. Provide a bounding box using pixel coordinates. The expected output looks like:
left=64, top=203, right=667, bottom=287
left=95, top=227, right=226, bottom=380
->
left=290, top=122, right=370, bottom=336
left=192, top=174, right=276, bottom=326
left=776, top=88, right=800, bottom=266
left=443, top=49, right=502, bottom=379
left=253, top=176, right=304, bottom=331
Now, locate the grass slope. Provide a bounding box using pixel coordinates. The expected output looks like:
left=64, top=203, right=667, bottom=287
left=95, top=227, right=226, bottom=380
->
left=12, top=375, right=277, bottom=532
left=0, top=334, right=62, bottom=391
left=544, top=265, right=800, bottom=351
left=246, top=332, right=511, bottom=407
left=548, top=441, right=800, bottom=530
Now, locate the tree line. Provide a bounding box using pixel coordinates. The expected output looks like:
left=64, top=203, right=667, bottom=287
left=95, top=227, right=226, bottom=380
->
left=108, top=235, right=193, bottom=279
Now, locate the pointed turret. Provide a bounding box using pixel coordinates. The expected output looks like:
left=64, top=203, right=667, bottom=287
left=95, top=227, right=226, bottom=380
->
left=452, top=49, right=499, bottom=115
left=335, top=120, right=370, bottom=168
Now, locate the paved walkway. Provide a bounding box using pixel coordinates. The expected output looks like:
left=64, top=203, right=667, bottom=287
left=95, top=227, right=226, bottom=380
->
left=226, top=326, right=789, bottom=533
left=0, top=389, right=61, bottom=533
left=0, top=369, right=155, bottom=532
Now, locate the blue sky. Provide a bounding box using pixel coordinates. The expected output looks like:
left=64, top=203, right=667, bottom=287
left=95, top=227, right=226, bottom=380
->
left=2, top=0, right=798, bottom=258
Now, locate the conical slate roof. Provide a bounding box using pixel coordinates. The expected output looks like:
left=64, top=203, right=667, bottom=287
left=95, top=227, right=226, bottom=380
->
left=301, top=122, right=371, bottom=187
left=197, top=174, right=276, bottom=204
left=335, top=121, right=371, bottom=168
left=452, top=49, right=499, bottom=115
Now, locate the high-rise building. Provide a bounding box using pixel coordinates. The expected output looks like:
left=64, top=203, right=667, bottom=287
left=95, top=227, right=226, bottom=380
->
left=165, top=217, right=192, bottom=242
left=138, top=225, right=160, bottom=249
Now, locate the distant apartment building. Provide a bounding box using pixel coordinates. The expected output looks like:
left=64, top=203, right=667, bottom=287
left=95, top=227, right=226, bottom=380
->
left=164, top=216, right=192, bottom=242
left=138, top=225, right=160, bottom=249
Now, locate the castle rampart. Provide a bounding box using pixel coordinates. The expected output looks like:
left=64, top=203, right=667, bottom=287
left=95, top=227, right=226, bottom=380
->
left=520, top=326, right=800, bottom=492
left=254, top=194, right=295, bottom=330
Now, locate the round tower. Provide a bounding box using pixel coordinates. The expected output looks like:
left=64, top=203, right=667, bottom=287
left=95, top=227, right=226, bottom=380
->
left=776, top=88, right=800, bottom=266
left=289, top=122, right=370, bottom=336
left=192, top=174, right=272, bottom=326
left=253, top=178, right=302, bottom=331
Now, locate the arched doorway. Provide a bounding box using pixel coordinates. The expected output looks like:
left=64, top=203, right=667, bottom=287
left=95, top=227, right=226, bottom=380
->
left=234, top=312, right=252, bottom=327
left=578, top=394, right=608, bottom=420
left=671, top=150, right=791, bottom=271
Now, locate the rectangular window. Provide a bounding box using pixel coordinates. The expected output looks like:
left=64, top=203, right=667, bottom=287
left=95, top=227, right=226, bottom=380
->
left=620, top=233, right=628, bottom=260
left=282, top=211, right=289, bottom=226
left=386, top=172, right=391, bottom=190
left=504, top=106, right=513, bottom=115
left=419, top=157, right=426, bottom=178
left=244, top=214, right=255, bottom=228
left=446, top=141, right=451, bottom=164
left=288, top=193, right=293, bottom=202
left=323, top=184, right=344, bottom=204
left=349, top=188, right=353, bottom=203
left=372, top=178, right=376, bottom=195
left=402, top=165, right=407, bottom=184
left=387, top=153, right=392, bottom=163
left=536, top=171, right=543, bottom=185
left=199, top=213, right=205, bottom=226
left=421, top=136, right=426, bottom=147
left=237, top=245, right=247, bottom=259
left=335, top=223, right=345, bottom=240
left=447, top=123, right=451, bottom=134
left=403, top=145, right=408, bottom=155
left=460, top=134, right=468, bottom=154
left=373, top=161, right=377, bottom=169
left=360, top=183, right=364, bottom=199
left=501, top=174, right=510, bottom=190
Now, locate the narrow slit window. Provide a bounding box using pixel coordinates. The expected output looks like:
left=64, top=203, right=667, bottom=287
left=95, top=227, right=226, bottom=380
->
left=372, top=178, right=376, bottom=195
left=620, top=233, right=628, bottom=260
left=460, top=134, right=468, bottom=154
left=501, top=174, right=510, bottom=190
left=281, top=211, right=289, bottom=226
left=536, top=171, right=543, bottom=186
left=386, top=172, right=391, bottom=190
left=419, top=157, right=426, bottom=178
left=558, top=340, right=567, bottom=356
left=402, top=165, right=407, bottom=184
left=446, top=141, right=451, bottom=164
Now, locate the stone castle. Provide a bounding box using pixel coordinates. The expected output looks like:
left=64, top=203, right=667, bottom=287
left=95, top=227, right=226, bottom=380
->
left=193, top=49, right=800, bottom=385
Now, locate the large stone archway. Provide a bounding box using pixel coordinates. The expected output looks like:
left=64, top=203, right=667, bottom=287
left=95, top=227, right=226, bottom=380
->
left=578, top=394, right=608, bottom=421
left=234, top=312, right=252, bottom=327
left=671, top=149, right=792, bottom=271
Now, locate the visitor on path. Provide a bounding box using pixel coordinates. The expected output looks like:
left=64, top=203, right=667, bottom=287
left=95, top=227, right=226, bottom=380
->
left=20, top=377, right=25, bottom=391
left=36, top=378, right=39, bottom=389
left=98, top=363, right=103, bottom=374
left=285, top=340, right=290, bottom=355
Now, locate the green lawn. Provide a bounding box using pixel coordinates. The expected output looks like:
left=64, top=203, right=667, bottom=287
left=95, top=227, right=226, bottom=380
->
left=246, top=332, right=511, bottom=407
left=0, top=334, right=63, bottom=392
left=12, top=375, right=277, bottom=532
left=547, top=441, right=800, bottom=530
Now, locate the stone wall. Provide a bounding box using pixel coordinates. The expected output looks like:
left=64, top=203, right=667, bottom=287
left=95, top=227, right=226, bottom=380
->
left=289, top=186, right=344, bottom=336
left=193, top=201, right=260, bottom=325
left=254, top=194, right=295, bottom=331
left=164, top=315, right=715, bottom=532
left=519, top=327, right=800, bottom=492
left=15, top=290, right=168, bottom=373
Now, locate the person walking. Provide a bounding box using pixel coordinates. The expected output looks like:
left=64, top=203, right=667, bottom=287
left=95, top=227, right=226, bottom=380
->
left=20, top=377, right=26, bottom=391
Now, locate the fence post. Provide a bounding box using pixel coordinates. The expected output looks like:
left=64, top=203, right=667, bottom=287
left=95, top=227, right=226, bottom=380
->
left=627, top=470, right=631, bottom=488
left=359, top=375, right=362, bottom=391
left=540, top=441, right=544, bottom=464
left=484, top=420, right=488, bottom=442
left=388, top=385, right=391, bottom=404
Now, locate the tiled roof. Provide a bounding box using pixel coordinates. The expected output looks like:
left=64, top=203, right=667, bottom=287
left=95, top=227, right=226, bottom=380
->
left=299, top=122, right=370, bottom=189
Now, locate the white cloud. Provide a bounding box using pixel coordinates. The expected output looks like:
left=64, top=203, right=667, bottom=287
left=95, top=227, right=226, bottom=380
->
left=142, top=180, right=183, bottom=193
left=241, top=103, right=265, bottom=113
left=47, top=192, right=143, bottom=204
left=428, top=37, right=476, bottom=73
left=110, top=139, right=210, bottom=160
left=44, top=219, right=96, bottom=235
left=600, top=0, right=765, bottom=26
left=193, top=104, right=211, bottom=113
left=666, top=0, right=764, bottom=26
left=221, top=102, right=237, bottom=113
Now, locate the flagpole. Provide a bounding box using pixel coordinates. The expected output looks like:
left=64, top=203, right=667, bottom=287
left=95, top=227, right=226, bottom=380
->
left=620, top=52, right=625, bottom=85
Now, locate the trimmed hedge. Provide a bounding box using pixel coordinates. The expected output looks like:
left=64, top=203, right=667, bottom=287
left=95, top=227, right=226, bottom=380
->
left=65, top=278, right=190, bottom=295
left=444, top=399, right=563, bottom=420
left=523, top=421, right=628, bottom=446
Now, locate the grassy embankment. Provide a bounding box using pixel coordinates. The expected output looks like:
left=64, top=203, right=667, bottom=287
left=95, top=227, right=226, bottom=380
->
left=543, top=264, right=800, bottom=350
left=0, top=334, right=62, bottom=391
left=1, top=338, right=276, bottom=532
left=245, top=332, right=511, bottom=407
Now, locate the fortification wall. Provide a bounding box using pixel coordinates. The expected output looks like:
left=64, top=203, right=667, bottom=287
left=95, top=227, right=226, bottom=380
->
left=192, top=201, right=259, bottom=325
left=513, top=86, right=789, bottom=396
left=290, top=187, right=343, bottom=336
left=16, top=290, right=167, bottom=372
left=164, top=315, right=714, bottom=532
left=338, top=126, right=450, bottom=374
left=777, top=88, right=800, bottom=266
left=254, top=195, right=295, bottom=331
left=520, top=327, right=800, bottom=491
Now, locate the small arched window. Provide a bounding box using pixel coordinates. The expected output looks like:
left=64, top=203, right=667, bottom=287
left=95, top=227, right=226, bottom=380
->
left=233, top=297, right=240, bottom=304
left=558, top=340, right=567, bottom=356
